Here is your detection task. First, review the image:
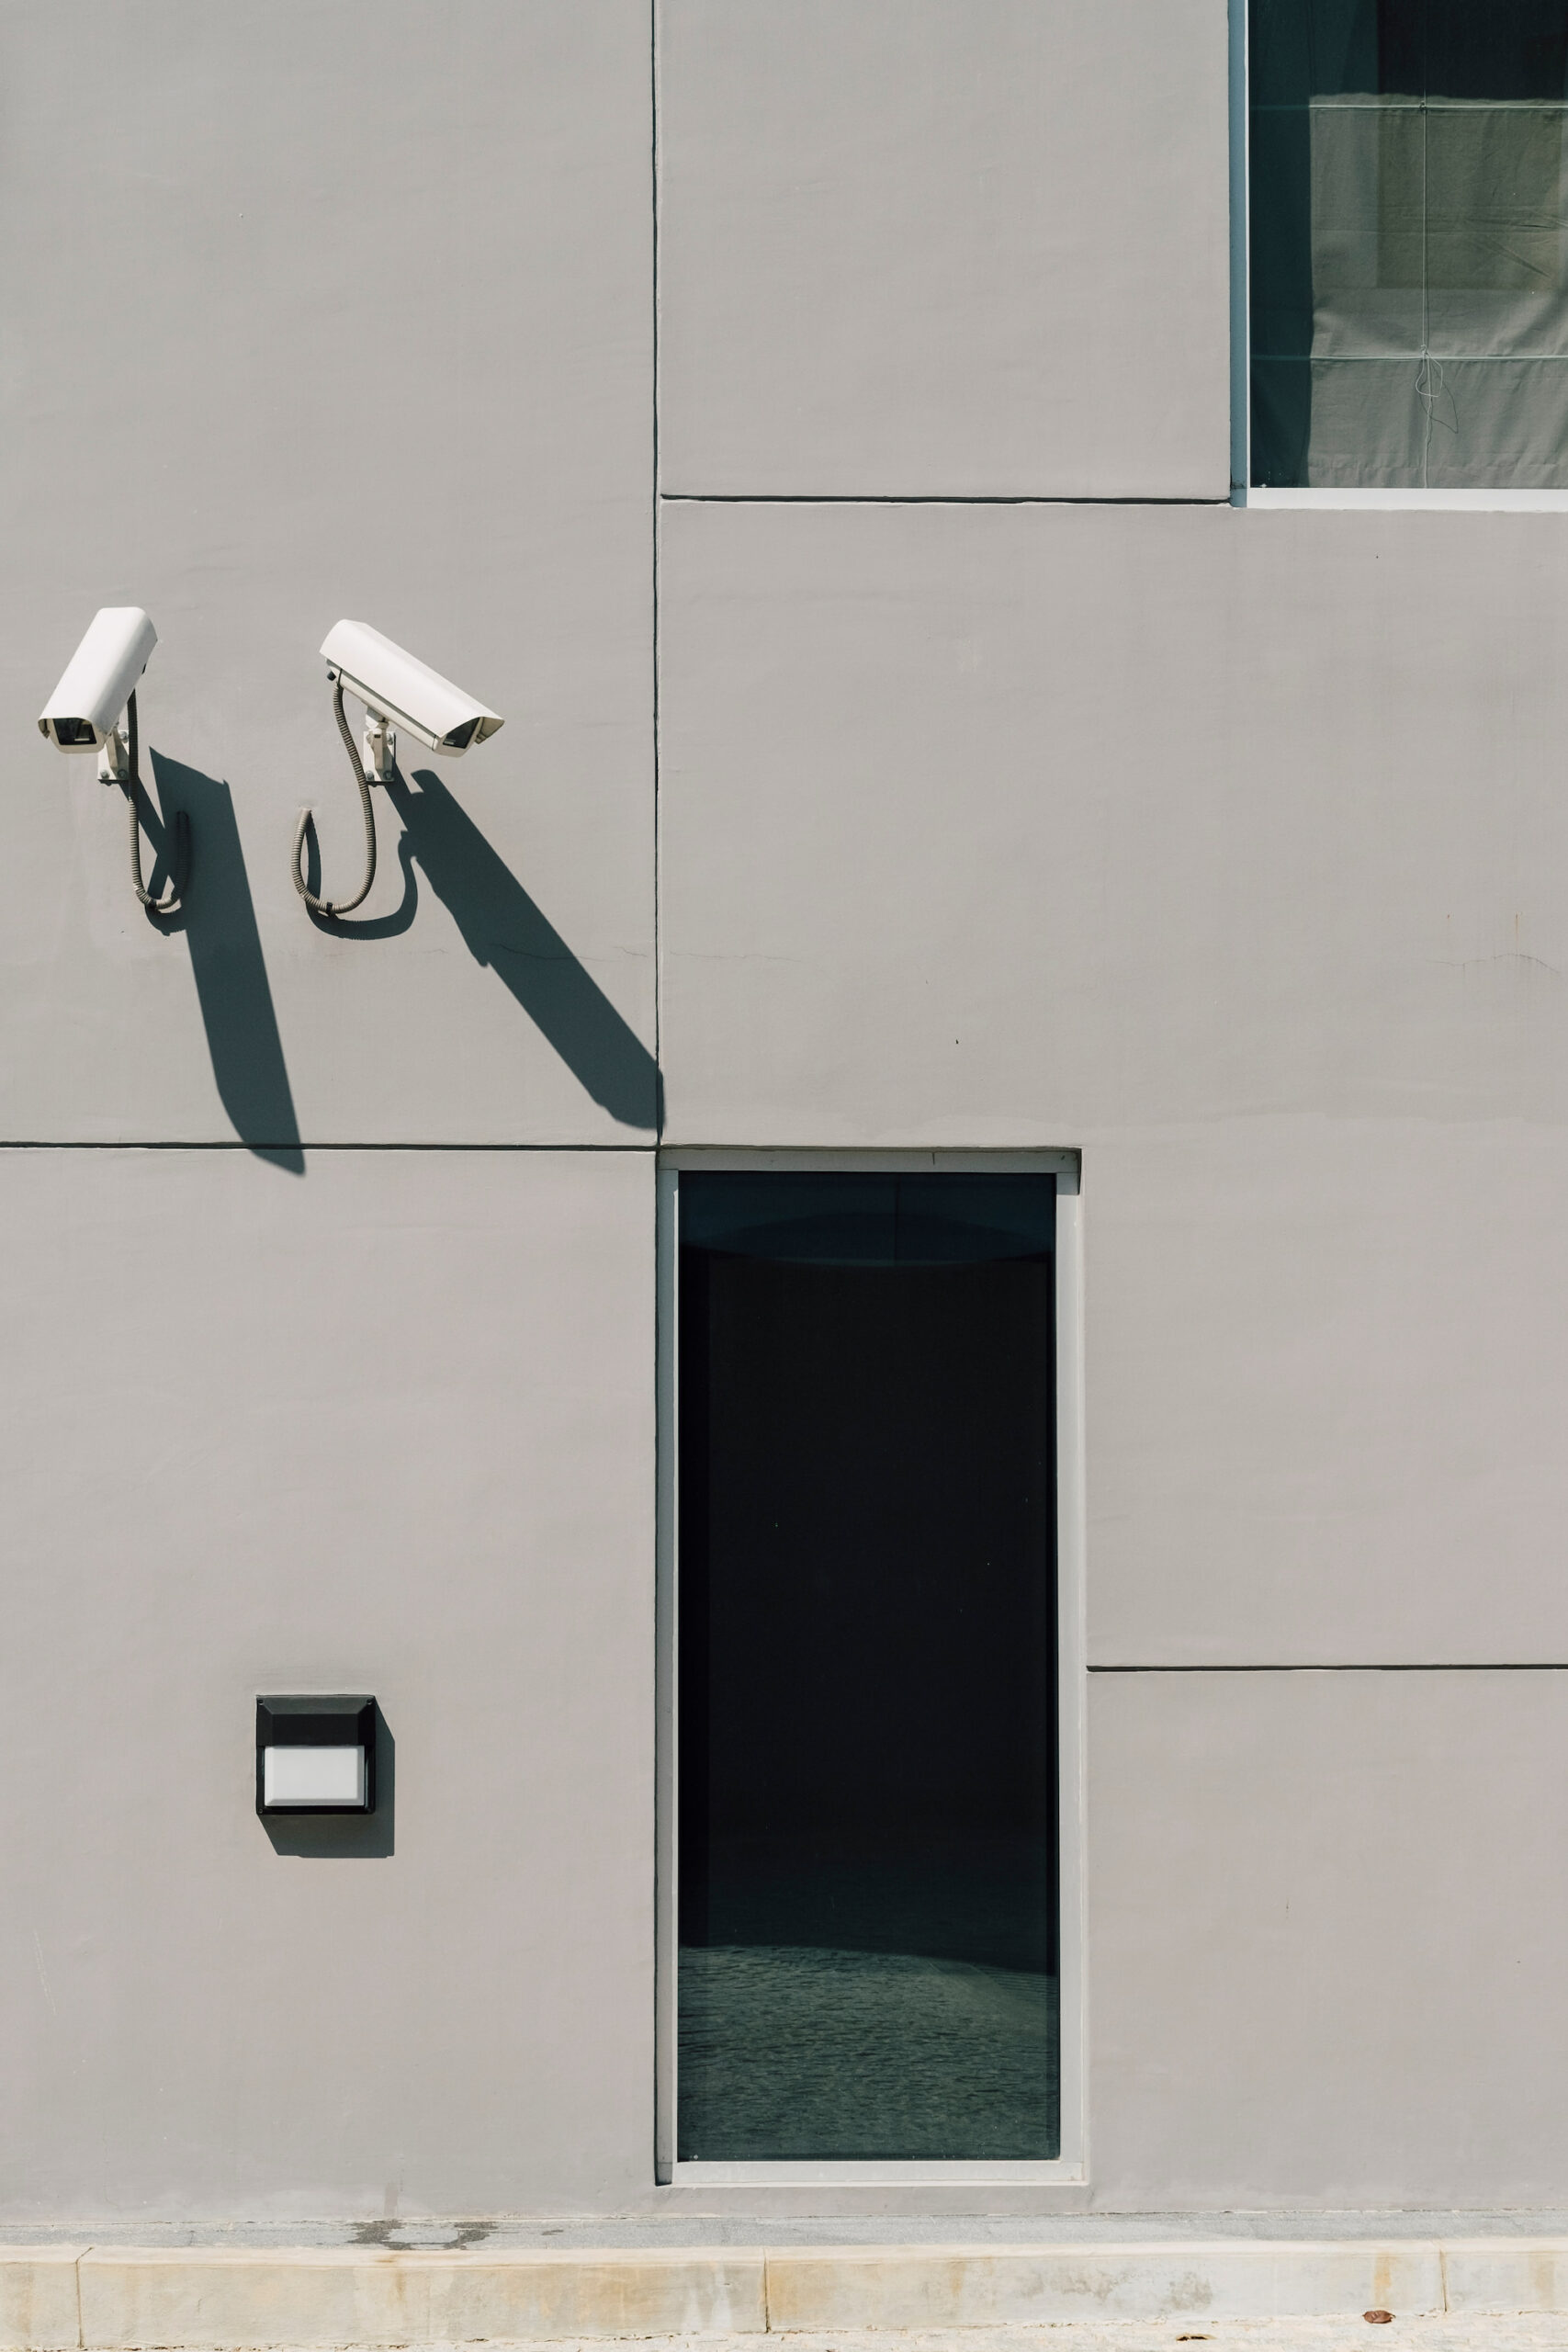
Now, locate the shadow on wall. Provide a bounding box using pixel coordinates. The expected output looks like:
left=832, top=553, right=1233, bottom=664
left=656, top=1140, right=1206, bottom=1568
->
left=305, top=766, right=660, bottom=1133
left=260, top=1710, right=396, bottom=1860
left=145, top=753, right=660, bottom=1156
left=150, top=753, right=305, bottom=1175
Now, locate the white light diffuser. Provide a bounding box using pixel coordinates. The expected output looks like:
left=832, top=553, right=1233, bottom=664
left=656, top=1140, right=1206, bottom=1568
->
left=263, top=1744, right=367, bottom=1809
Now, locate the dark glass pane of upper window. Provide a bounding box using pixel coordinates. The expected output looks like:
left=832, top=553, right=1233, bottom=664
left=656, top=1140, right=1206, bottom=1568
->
left=1250, top=0, right=1378, bottom=105
left=678, top=1170, right=1055, bottom=1266
left=1414, top=0, right=1568, bottom=100
left=1250, top=0, right=1568, bottom=486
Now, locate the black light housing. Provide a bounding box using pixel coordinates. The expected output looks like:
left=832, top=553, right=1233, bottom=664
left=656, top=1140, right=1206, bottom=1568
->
left=256, top=1695, right=378, bottom=1816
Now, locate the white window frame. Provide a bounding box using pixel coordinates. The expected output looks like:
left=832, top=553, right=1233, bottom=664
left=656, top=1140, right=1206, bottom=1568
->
left=1228, top=0, right=1568, bottom=511
left=654, top=1147, right=1087, bottom=2191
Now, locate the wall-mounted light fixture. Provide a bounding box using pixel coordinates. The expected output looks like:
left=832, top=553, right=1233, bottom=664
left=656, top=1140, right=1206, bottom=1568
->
left=38, top=606, right=190, bottom=914
left=292, top=619, right=503, bottom=919
left=256, top=1694, right=378, bottom=1816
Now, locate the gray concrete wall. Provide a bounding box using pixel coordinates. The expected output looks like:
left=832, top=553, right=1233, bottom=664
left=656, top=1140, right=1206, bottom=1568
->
left=0, top=0, right=660, bottom=2222
left=1, top=1148, right=655, bottom=2219
left=657, top=0, right=1231, bottom=496
left=659, top=504, right=1568, bottom=1668
left=1089, top=1669, right=1568, bottom=2208
left=2, top=0, right=1565, bottom=2221
left=0, top=0, right=654, bottom=1148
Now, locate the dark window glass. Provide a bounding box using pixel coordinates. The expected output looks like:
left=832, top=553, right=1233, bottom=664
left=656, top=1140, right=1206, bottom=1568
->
left=1250, top=0, right=1568, bottom=487
left=676, top=1172, right=1058, bottom=2162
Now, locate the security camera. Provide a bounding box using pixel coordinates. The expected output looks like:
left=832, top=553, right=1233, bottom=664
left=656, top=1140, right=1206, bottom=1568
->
left=294, top=620, right=504, bottom=920
left=39, top=606, right=157, bottom=769
left=37, top=606, right=188, bottom=914
left=321, top=619, right=503, bottom=764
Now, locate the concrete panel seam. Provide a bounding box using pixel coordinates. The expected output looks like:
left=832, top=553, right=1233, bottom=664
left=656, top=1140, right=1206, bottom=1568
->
left=0, top=1143, right=659, bottom=1156
left=650, top=0, right=663, bottom=1130
left=660, top=493, right=1235, bottom=508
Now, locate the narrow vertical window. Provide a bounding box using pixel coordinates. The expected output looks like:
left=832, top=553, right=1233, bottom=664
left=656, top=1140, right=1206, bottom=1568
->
left=1250, top=0, right=1568, bottom=486
left=676, top=1172, right=1058, bottom=2163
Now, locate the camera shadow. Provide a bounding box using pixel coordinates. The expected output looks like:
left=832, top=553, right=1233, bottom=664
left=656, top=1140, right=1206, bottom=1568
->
left=149, top=752, right=305, bottom=1175
left=305, top=765, right=659, bottom=1130
left=386, top=767, right=660, bottom=1133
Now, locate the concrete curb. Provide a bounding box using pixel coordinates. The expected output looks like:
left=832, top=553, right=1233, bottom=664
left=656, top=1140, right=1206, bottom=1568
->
left=0, top=2238, right=1563, bottom=2346
left=75, top=2249, right=765, bottom=2350
left=1443, top=2238, right=1568, bottom=2312
left=763, top=2242, right=1442, bottom=2328
left=0, top=2253, right=82, bottom=2352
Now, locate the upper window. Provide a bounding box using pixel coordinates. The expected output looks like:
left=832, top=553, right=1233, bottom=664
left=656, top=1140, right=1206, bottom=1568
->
left=1250, top=0, right=1568, bottom=487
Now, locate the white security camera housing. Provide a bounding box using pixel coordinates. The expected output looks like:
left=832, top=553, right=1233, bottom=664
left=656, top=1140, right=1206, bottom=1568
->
left=320, top=620, right=503, bottom=758
left=38, top=607, right=158, bottom=757
left=35, top=605, right=186, bottom=913
left=294, top=622, right=504, bottom=918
